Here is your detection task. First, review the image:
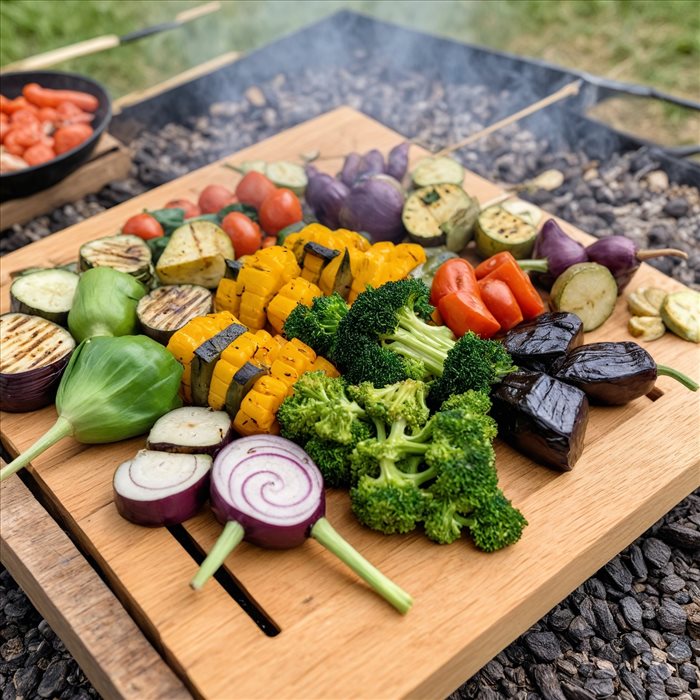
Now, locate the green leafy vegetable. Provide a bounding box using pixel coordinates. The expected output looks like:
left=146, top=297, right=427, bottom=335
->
left=68, top=267, right=147, bottom=343
left=0, top=336, right=183, bottom=482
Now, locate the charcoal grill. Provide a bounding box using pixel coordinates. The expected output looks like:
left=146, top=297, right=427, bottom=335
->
left=110, top=10, right=700, bottom=187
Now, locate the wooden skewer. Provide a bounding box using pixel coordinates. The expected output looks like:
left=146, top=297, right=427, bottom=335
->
left=435, top=79, right=583, bottom=157
left=1, top=2, right=221, bottom=72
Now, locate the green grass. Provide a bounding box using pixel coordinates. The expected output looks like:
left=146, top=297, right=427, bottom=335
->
left=1, top=0, right=698, bottom=142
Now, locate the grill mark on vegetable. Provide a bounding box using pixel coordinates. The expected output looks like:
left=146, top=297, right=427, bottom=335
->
left=1, top=318, right=72, bottom=372
left=167, top=524, right=280, bottom=636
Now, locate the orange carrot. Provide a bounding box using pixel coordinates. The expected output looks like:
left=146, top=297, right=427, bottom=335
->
left=53, top=123, right=93, bottom=154
left=23, top=83, right=98, bottom=112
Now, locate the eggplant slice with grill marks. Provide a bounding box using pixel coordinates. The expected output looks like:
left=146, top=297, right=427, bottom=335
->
left=79, top=234, right=154, bottom=287
left=0, top=312, right=76, bottom=412
left=137, top=285, right=213, bottom=345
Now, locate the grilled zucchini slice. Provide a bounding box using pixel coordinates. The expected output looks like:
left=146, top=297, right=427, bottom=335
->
left=137, top=285, right=213, bottom=345
left=474, top=206, right=538, bottom=259
left=411, top=156, right=465, bottom=187
left=80, top=234, right=153, bottom=286
left=10, top=268, right=79, bottom=326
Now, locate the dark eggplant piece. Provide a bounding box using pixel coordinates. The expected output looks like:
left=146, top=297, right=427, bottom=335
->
left=490, top=371, right=589, bottom=471
left=552, top=341, right=698, bottom=405
left=503, top=312, right=584, bottom=373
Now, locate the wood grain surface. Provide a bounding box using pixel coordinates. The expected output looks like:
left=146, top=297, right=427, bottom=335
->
left=1, top=107, right=698, bottom=700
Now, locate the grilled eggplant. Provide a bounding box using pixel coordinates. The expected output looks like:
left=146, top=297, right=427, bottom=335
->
left=490, top=370, right=589, bottom=471
left=553, top=341, right=657, bottom=405
left=503, top=312, right=584, bottom=373
left=147, top=406, right=233, bottom=455
left=0, top=312, right=76, bottom=412
left=224, top=361, right=267, bottom=416
left=137, top=285, right=213, bottom=345
left=79, top=234, right=154, bottom=287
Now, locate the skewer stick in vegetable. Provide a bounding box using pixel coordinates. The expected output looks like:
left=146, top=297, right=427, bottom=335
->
left=191, top=435, right=413, bottom=614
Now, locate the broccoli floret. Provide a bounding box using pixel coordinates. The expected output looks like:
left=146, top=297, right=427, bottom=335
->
left=277, top=371, right=365, bottom=445
left=423, top=497, right=463, bottom=545
left=332, top=334, right=412, bottom=388
left=458, top=490, right=528, bottom=552
left=347, top=379, right=430, bottom=432
left=428, top=332, right=517, bottom=409
left=305, top=421, right=373, bottom=488
left=283, top=293, right=348, bottom=357
left=439, top=388, right=493, bottom=415
left=335, top=279, right=455, bottom=382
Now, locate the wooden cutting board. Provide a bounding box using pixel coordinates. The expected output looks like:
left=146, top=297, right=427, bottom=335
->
left=1, top=107, right=698, bottom=700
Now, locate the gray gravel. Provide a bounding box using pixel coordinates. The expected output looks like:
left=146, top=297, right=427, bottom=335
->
left=1, top=58, right=699, bottom=699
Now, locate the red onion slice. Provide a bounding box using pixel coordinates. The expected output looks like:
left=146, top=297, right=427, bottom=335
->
left=113, top=450, right=212, bottom=527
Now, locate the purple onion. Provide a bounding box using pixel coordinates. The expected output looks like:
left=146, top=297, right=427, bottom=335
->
left=339, top=153, right=362, bottom=187
left=113, top=450, right=212, bottom=527
left=339, top=174, right=406, bottom=243
left=355, top=149, right=385, bottom=181
left=586, top=236, right=688, bottom=294
left=190, top=436, right=413, bottom=612
left=386, top=141, right=410, bottom=181
left=531, top=219, right=588, bottom=287
left=305, top=171, right=350, bottom=229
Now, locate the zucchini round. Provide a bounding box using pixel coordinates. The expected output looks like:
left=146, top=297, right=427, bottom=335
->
left=79, top=234, right=153, bottom=287
left=474, top=206, right=538, bottom=259
left=137, top=285, right=213, bottom=345
left=660, top=290, right=700, bottom=343
left=10, top=268, right=79, bottom=326
left=550, top=263, right=618, bottom=331
left=411, top=157, right=465, bottom=187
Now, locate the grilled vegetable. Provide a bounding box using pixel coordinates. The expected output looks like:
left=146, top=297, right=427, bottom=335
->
left=660, top=290, right=700, bottom=343
left=265, top=161, right=307, bottom=195
left=300, top=242, right=339, bottom=286
left=166, top=311, right=240, bottom=403
left=191, top=323, right=247, bottom=406
left=340, top=174, right=406, bottom=244
left=410, top=156, right=464, bottom=187
left=0, top=335, right=183, bottom=482
left=0, top=313, right=75, bottom=413
left=68, top=267, right=147, bottom=343
left=627, top=287, right=667, bottom=317
left=213, top=259, right=245, bottom=315
left=136, top=285, right=212, bottom=345
left=190, top=435, right=413, bottom=613
left=223, top=362, right=267, bottom=416
left=490, top=371, right=589, bottom=471
left=156, top=221, right=234, bottom=289
left=503, top=312, right=584, bottom=373
left=113, top=450, right=212, bottom=526
left=553, top=341, right=698, bottom=405
left=628, top=316, right=666, bottom=342
left=147, top=406, right=233, bottom=455
left=474, top=206, right=538, bottom=259
left=586, top=236, right=688, bottom=294
left=79, top=234, right=153, bottom=287
left=318, top=247, right=353, bottom=299
left=549, top=262, right=617, bottom=331
left=403, top=184, right=479, bottom=251
left=10, top=268, right=79, bottom=326
left=266, top=277, right=322, bottom=335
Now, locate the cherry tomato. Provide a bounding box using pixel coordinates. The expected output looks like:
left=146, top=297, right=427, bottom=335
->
left=53, top=124, right=93, bottom=154
left=430, top=258, right=481, bottom=307
left=235, top=171, right=277, bottom=209
left=164, top=198, right=201, bottom=219
left=122, top=213, right=164, bottom=240
left=258, top=188, right=303, bottom=235
left=221, top=211, right=262, bottom=256
left=198, top=184, right=235, bottom=214
left=262, top=236, right=277, bottom=248
left=23, top=143, right=56, bottom=167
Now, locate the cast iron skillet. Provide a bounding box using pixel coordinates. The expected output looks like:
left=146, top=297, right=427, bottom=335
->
left=0, top=70, right=112, bottom=201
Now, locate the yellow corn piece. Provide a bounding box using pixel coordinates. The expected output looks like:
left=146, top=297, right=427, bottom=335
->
left=310, top=355, right=340, bottom=378
left=166, top=311, right=239, bottom=402
left=253, top=332, right=285, bottom=368
left=208, top=361, right=237, bottom=411
left=266, top=277, right=322, bottom=334
left=288, top=337, right=317, bottom=365
left=233, top=375, right=288, bottom=435
left=214, top=278, right=238, bottom=314
left=267, top=295, right=299, bottom=335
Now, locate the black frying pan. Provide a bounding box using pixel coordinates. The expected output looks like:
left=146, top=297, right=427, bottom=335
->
left=0, top=70, right=111, bottom=202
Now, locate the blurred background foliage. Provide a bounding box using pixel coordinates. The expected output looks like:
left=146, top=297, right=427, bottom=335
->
left=1, top=0, right=698, bottom=144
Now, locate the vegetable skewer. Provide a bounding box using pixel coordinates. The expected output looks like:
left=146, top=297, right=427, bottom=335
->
left=190, top=435, right=413, bottom=614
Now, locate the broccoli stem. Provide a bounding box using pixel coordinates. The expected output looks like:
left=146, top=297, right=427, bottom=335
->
left=310, top=517, right=413, bottom=614
left=0, top=416, right=73, bottom=482
left=395, top=308, right=455, bottom=351
left=190, top=520, right=245, bottom=591
left=382, top=330, right=447, bottom=376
